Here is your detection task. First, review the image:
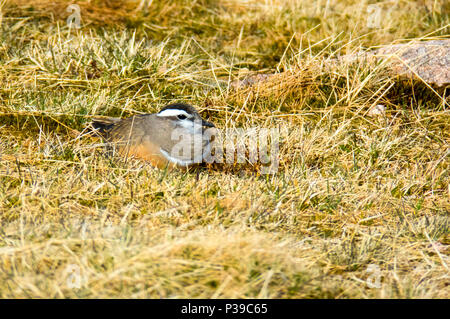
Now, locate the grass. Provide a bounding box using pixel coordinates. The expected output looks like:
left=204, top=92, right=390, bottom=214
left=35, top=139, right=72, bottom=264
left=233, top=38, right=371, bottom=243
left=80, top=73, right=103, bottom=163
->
left=0, top=0, right=449, bottom=298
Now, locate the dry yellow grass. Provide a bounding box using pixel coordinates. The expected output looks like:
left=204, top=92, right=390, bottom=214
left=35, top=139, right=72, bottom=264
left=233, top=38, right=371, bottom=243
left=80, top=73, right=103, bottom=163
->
left=0, top=0, right=448, bottom=298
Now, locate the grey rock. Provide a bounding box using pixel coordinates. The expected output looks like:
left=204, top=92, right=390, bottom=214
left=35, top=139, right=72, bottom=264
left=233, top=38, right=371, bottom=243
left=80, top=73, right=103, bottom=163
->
left=233, top=40, right=450, bottom=89
left=373, top=39, right=450, bottom=87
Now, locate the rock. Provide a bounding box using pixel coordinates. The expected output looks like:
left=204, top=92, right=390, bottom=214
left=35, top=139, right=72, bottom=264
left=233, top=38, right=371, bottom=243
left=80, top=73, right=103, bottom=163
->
left=367, top=104, right=386, bottom=117
left=231, top=73, right=274, bottom=89
left=372, top=39, right=450, bottom=87
left=233, top=40, right=450, bottom=89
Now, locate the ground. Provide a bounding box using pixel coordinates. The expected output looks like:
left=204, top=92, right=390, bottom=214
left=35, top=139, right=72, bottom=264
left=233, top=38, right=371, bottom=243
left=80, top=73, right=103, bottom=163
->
left=0, top=0, right=448, bottom=298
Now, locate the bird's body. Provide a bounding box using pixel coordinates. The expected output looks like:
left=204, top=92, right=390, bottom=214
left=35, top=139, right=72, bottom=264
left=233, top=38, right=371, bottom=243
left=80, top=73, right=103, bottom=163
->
left=91, top=103, right=215, bottom=169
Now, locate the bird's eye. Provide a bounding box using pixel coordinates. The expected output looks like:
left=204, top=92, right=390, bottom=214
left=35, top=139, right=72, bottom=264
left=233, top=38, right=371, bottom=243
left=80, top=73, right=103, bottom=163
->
left=177, top=114, right=187, bottom=120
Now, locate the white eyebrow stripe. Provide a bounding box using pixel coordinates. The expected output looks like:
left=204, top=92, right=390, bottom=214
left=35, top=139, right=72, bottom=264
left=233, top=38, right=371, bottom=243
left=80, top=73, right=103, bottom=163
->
left=157, top=109, right=191, bottom=118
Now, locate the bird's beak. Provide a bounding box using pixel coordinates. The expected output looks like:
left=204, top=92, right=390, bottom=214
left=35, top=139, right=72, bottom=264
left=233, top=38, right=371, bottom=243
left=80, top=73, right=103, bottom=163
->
left=202, top=119, right=215, bottom=128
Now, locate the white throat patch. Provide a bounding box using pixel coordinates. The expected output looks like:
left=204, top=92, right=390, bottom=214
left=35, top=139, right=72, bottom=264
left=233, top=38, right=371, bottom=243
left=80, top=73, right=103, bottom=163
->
left=160, top=148, right=195, bottom=167
left=157, top=109, right=191, bottom=118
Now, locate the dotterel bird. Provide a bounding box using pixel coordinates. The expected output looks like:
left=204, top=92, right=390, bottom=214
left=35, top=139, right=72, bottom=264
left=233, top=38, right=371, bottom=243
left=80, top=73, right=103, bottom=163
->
left=91, top=103, right=216, bottom=169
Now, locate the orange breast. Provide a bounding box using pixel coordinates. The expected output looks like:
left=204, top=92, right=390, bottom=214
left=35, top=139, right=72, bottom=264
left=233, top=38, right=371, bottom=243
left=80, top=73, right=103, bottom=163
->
left=116, top=140, right=178, bottom=169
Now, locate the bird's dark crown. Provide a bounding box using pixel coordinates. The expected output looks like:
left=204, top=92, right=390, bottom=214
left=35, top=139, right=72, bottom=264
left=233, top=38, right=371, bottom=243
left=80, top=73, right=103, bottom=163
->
left=158, top=103, right=199, bottom=116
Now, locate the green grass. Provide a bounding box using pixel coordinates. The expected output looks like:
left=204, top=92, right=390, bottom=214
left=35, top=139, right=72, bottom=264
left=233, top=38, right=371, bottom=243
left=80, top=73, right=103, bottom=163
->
left=0, top=0, right=448, bottom=298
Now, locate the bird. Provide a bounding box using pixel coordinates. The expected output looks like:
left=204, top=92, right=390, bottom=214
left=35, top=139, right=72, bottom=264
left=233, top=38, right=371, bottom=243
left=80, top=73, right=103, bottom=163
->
left=90, top=103, right=216, bottom=169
